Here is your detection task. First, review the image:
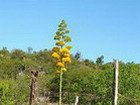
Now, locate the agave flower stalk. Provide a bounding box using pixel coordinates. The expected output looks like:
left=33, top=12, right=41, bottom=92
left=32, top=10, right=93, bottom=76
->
left=52, top=20, right=72, bottom=105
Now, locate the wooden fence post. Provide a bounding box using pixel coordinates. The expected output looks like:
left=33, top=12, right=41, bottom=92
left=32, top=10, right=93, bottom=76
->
left=29, top=71, right=38, bottom=105
left=74, top=96, right=79, bottom=105
left=112, top=60, right=119, bottom=105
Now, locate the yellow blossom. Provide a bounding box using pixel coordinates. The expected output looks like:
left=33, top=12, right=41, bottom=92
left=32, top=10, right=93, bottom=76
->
left=57, top=62, right=65, bottom=67
left=63, top=53, right=70, bottom=57
left=60, top=48, right=69, bottom=53
left=64, top=36, right=72, bottom=42
left=52, top=47, right=60, bottom=52
left=52, top=52, right=60, bottom=59
left=61, top=68, right=67, bottom=72
left=62, top=57, right=71, bottom=63
left=54, top=35, right=60, bottom=40
left=66, top=45, right=72, bottom=50
left=56, top=41, right=65, bottom=46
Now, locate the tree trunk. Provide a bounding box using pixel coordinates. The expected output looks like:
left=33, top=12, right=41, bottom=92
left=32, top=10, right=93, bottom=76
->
left=29, top=71, right=38, bottom=105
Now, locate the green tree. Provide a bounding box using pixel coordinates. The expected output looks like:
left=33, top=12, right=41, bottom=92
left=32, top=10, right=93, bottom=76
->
left=27, top=47, right=33, bottom=54
left=83, top=59, right=95, bottom=69
left=74, top=52, right=81, bottom=60
left=0, top=47, right=10, bottom=59
left=96, top=55, right=104, bottom=70
left=11, top=49, right=26, bottom=60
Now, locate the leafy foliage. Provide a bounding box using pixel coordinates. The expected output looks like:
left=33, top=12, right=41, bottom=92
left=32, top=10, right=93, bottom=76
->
left=0, top=47, right=140, bottom=105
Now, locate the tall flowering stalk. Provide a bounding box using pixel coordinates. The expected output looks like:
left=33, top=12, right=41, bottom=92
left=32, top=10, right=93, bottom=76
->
left=52, top=20, right=72, bottom=105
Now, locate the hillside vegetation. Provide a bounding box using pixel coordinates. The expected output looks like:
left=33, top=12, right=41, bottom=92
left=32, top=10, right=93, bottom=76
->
left=0, top=47, right=140, bottom=105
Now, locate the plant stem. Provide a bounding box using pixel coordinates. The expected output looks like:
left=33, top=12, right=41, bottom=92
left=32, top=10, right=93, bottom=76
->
left=59, top=70, right=63, bottom=105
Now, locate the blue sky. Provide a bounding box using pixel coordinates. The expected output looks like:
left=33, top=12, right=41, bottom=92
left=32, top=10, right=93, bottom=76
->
left=0, top=0, right=140, bottom=63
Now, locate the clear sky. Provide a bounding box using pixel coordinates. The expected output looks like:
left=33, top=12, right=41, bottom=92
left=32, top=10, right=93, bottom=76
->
left=0, top=0, right=140, bottom=63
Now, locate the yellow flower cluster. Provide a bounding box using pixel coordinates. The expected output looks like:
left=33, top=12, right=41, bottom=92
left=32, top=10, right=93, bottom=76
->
left=52, top=47, right=60, bottom=52
left=57, top=62, right=65, bottom=67
left=52, top=52, right=60, bottom=59
left=63, top=53, right=70, bottom=57
left=62, top=57, right=71, bottom=63
left=52, top=48, right=71, bottom=68
left=66, top=45, right=72, bottom=50
left=60, top=47, right=69, bottom=53
left=56, top=41, right=65, bottom=46
left=61, top=67, right=67, bottom=71
left=56, top=68, right=67, bottom=74
left=52, top=24, right=72, bottom=73
left=54, top=35, right=60, bottom=40
left=64, top=36, right=72, bottom=42
left=52, top=47, right=71, bottom=67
